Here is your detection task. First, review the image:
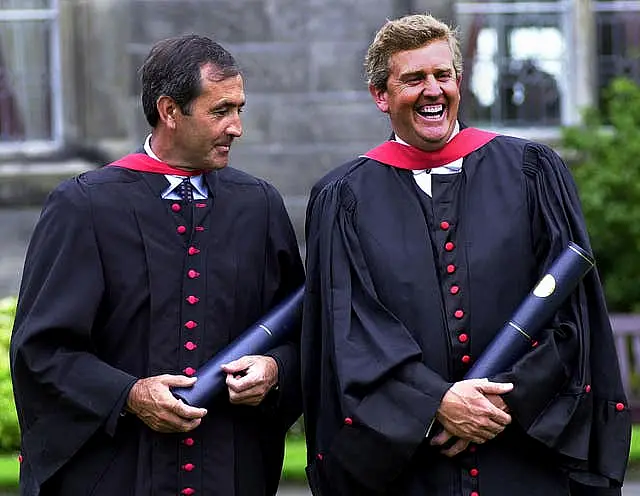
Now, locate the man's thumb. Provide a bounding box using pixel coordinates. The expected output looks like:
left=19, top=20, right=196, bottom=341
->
left=478, top=381, right=514, bottom=394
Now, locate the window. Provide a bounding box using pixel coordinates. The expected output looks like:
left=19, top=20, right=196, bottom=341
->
left=0, top=0, right=61, bottom=149
left=593, top=1, right=640, bottom=108
left=456, top=0, right=572, bottom=129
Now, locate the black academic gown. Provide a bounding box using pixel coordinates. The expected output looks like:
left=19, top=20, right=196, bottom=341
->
left=10, top=162, right=304, bottom=495
left=302, top=135, right=630, bottom=495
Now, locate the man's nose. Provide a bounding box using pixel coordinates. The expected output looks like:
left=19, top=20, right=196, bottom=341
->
left=422, top=76, right=442, bottom=97
left=227, top=116, right=243, bottom=137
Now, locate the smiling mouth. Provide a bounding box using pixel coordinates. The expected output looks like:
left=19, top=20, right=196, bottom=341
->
left=416, top=104, right=446, bottom=120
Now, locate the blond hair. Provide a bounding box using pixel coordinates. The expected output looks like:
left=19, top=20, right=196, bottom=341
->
left=365, top=13, right=463, bottom=90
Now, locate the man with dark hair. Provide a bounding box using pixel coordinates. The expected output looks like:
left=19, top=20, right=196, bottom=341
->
left=11, top=34, right=304, bottom=495
left=302, top=13, right=630, bottom=496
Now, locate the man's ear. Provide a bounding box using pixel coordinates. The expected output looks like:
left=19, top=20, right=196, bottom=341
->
left=369, top=83, right=390, bottom=113
left=156, top=96, right=179, bottom=129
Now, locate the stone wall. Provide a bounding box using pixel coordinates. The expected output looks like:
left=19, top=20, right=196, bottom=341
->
left=0, top=0, right=454, bottom=297
left=105, top=0, right=452, bottom=243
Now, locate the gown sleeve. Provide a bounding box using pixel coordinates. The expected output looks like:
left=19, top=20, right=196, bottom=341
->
left=302, top=179, right=452, bottom=490
left=260, top=182, right=305, bottom=431
left=492, top=143, right=630, bottom=488
left=10, top=179, right=138, bottom=489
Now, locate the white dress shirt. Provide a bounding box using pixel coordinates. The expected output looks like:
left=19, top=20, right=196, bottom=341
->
left=144, top=134, right=208, bottom=200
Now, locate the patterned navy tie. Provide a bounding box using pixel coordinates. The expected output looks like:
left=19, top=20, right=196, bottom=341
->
left=177, top=178, right=194, bottom=203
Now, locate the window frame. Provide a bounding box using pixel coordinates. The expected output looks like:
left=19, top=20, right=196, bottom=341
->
left=0, top=0, right=63, bottom=153
left=455, top=0, right=577, bottom=138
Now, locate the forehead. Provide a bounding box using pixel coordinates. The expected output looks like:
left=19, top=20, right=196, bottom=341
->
left=198, top=69, right=245, bottom=102
left=388, top=40, right=455, bottom=75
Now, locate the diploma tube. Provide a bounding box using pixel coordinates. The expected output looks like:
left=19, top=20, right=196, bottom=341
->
left=465, top=242, right=594, bottom=380
left=172, top=286, right=305, bottom=407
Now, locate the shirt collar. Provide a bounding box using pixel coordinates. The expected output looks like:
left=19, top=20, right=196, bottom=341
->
left=394, top=122, right=463, bottom=175
left=145, top=134, right=208, bottom=198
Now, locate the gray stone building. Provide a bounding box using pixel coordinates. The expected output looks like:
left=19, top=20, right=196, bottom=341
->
left=0, top=0, right=639, bottom=296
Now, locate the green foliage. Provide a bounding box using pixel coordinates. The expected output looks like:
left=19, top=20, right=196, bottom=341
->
left=0, top=297, right=19, bottom=452
left=562, top=77, right=640, bottom=312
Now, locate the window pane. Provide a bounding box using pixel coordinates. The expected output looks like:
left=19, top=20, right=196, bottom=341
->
left=458, top=11, right=564, bottom=127
left=0, top=21, right=52, bottom=141
left=595, top=9, right=640, bottom=107
left=0, top=0, right=51, bottom=8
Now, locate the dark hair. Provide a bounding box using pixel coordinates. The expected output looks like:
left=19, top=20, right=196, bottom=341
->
left=140, top=34, right=241, bottom=127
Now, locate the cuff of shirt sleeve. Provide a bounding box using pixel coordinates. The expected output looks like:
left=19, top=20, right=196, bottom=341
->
left=424, top=417, right=436, bottom=438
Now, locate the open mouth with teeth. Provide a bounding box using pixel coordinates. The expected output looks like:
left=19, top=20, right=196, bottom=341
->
left=416, top=104, right=446, bottom=120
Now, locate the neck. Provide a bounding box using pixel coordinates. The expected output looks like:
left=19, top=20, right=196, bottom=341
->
left=149, top=131, right=198, bottom=172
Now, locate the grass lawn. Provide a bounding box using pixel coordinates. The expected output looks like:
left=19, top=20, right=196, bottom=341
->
left=282, top=435, right=307, bottom=482
left=0, top=425, right=639, bottom=488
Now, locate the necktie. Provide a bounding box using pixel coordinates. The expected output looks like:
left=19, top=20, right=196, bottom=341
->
left=177, top=178, right=194, bottom=203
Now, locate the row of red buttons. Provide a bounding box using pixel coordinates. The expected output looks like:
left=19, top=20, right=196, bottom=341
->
left=441, top=224, right=478, bottom=470
left=181, top=433, right=196, bottom=494
left=171, top=202, right=207, bottom=212
left=441, top=220, right=470, bottom=362
left=177, top=226, right=206, bottom=234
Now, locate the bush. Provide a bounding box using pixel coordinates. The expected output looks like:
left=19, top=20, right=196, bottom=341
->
left=562, top=77, right=640, bottom=312
left=0, top=298, right=19, bottom=452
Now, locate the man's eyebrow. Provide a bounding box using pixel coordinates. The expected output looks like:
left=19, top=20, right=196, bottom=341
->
left=212, top=99, right=245, bottom=108
left=399, top=69, right=426, bottom=79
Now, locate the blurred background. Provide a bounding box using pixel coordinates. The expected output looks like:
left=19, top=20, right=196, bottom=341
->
left=1, top=0, right=638, bottom=277
left=2, top=0, right=640, bottom=492
left=1, top=0, right=639, bottom=293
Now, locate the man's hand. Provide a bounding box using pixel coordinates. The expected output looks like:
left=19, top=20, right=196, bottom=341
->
left=436, top=378, right=513, bottom=444
left=221, top=355, right=278, bottom=406
left=430, top=430, right=470, bottom=458
left=487, top=394, right=510, bottom=413
left=126, top=375, right=207, bottom=433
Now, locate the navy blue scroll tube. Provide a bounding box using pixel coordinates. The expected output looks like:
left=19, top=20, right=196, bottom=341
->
left=172, top=286, right=304, bottom=407
left=465, top=241, right=594, bottom=380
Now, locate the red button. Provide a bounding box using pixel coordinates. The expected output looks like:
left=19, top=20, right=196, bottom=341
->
left=183, top=367, right=196, bottom=376
left=344, top=417, right=353, bottom=425
left=447, top=264, right=456, bottom=274
left=461, top=354, right=471, bottom=364
left=458, top=333, right=469, bottom=343
left=316, top=453, right=324, bottom=460
left=185, top=341, right=197, bottom=351
left=450, top=285, right=460, bottom=295
left=17, top=454, right=23, bottom=463
left=182, top=463, right=195, bottom=472
left=181, top=489, right=195, bottom=495
left=585, top=384, right=591, bottom=393
left=188, top=270, right=200, bottom=279
left=440, top=221, right=450, bottom=230
left=172, top=203, right=181, bottom=212
left=186, top=295, right=200, bottom=305
left=195, top=226, right=205, bottom=232
left=177, top=225, right=187, bottom=234
left=183, top=438, right=195, bottom=446
left=445, top=242, right=455, bottom=251
left=616, top=402, right=625, bottom=411
left=470, top=468, right=479, bottom=477
left=188, top=246, right=200, bottom=256
left=454, top=309, right=464, bottom=319
left=531, top=340, right=539, bottom=348
left=185, top=320, right=197, bottom=329
left=471, top=492, right=479, bottom=496
left=195, top=203, right=207, bottom=208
